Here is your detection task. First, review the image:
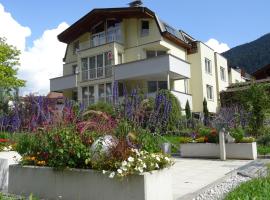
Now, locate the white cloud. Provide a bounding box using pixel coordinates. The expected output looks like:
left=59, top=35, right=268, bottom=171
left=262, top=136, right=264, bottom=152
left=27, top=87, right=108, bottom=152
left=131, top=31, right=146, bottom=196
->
left=205, top=38, right=230, bottom=53
left=0, top=3, right=69, bottom=96
left=0, top=4, right=31, bottom=51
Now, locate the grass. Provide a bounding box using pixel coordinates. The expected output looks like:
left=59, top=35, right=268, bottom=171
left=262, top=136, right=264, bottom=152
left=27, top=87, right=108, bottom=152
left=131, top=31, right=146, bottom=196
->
left=161, top=135, right=181, bottom=154
left=0, top=193, right=39, bottom=200
left=224, top=177, right=270, bottom=200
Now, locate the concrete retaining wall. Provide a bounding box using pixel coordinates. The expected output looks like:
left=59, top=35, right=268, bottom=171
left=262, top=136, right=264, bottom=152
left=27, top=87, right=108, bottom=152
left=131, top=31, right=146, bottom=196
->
left=0, top=151, right=21, bottom=191
left=180, top=142, right=257, bottom=160
left=9, top=165, right=173, bottom=200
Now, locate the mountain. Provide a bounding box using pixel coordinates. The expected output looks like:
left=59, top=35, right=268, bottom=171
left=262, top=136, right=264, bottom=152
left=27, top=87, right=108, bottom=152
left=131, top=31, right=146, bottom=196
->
left=222, top=33, right=270, bottom=74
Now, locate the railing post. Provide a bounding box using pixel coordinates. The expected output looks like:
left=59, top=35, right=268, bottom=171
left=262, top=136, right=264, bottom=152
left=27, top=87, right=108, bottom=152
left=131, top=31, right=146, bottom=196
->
left=219, top=128, right=226, bottom=161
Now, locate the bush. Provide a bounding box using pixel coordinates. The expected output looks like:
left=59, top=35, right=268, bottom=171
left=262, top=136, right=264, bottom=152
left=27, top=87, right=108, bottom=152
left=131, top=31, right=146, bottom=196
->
left=258, top=145, right=270, bottom=155
left=157, top=90, right=182, bottom=132
left=88, top=101, right=116, bottom=117
left=257, top=134, right=270, bottom=146
left=239, top=137, right=255, bottom=143
left=137, top=129, right=162, bottom=153
left=179, top=137, right=193, bottom=143
left=230, top=127, right=244, bottom=143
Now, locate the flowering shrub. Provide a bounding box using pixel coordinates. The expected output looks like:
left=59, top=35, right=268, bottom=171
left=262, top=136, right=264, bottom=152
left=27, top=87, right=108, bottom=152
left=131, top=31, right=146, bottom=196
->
left=93, top=149, right=174, bottom=178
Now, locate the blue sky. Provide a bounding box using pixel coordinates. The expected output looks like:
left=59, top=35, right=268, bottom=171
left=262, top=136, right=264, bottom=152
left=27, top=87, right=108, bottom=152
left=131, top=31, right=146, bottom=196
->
left=0, top=0, right=269, bottom=95
left=1, top=0, right=269, bottom=48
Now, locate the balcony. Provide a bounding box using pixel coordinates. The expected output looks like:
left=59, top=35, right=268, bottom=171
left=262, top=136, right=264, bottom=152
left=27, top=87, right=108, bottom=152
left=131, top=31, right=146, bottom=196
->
left=114, top=54, right=191, bottom=81
left=50, top=74, right=77, bottom=92
left=79, top=28, right=122, bottom=51
left=81, top=66, right=112, bottom=81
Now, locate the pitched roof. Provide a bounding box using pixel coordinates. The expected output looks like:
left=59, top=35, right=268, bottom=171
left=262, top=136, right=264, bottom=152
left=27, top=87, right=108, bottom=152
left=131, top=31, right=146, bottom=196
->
left=57, top=6, right=191, bottom=49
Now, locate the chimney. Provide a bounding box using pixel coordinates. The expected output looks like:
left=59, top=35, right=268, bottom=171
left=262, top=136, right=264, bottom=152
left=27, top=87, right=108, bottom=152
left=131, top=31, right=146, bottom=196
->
left=128, top=0, right=143, bottom=7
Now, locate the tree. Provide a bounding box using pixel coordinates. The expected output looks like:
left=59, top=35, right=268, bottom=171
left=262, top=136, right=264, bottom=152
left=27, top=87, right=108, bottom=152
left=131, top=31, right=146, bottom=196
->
left=203, top=98, right=209, bottom=126
left=238, top=83, right=270, bottom=136
left=0, top=37, right=25, bottom=114
left=185, top=100, right=191, bottom=120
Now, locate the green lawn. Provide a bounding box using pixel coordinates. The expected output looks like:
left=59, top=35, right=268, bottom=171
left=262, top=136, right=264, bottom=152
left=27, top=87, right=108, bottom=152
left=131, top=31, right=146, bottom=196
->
left=161, top=135, right=181, bottom=154
left=224, top=177, right=270, bottom=200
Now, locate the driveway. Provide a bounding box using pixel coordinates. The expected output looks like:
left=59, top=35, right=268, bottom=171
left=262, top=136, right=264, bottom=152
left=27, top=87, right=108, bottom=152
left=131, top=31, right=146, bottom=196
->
left=171, top=158, right=251, bottom=200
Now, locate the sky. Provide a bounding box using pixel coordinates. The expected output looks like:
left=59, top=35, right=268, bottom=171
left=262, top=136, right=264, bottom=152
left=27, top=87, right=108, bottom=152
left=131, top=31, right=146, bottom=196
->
left=0, top=0, right=269, bottom=95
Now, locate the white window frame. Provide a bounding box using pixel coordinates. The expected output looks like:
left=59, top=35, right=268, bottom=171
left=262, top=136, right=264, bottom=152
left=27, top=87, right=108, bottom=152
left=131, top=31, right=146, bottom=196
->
left=205, top=58, right=212, bottom=75
left=206, top=84, right=214, bottom=100
left=141, top=20, right=150, bottom=37
left=220, top=66, right=226, bottom=81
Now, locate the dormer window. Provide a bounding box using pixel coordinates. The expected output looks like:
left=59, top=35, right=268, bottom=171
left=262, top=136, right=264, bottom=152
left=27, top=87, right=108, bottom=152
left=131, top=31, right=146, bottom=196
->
left=141, top=20, right=149, bottom=37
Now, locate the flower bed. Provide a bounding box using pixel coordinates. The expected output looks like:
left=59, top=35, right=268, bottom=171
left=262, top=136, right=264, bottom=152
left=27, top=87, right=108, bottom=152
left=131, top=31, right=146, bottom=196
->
left=180, top=142, right=257, bottom=160
left=9, top=165, right=173, bottom=200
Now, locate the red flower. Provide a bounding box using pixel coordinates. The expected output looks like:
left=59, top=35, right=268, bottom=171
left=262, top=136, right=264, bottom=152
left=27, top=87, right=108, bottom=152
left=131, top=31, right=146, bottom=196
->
left=0, top=139, right=9, bottom=143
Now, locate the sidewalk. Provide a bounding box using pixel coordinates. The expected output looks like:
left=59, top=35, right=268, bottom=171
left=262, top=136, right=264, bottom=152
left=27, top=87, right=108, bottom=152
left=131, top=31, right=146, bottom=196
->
left=171, top=158, right=251, bottom=200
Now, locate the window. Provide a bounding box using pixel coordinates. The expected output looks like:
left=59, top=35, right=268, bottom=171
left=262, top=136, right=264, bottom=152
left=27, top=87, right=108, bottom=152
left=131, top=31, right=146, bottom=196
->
left=98, top=84, right=105, bottom=101
left=146, top=50, right=167, bottom=58
left=89, top=56, right=96, bottom=79
left=141, top=20, right=149, bottom=36
left=220, top=67, right=226, bottom=81
left=205, top=58, right=212, bottom=74
left=81, top=58, right=88, bottom=81
left=206, top=85, right=214, bottom=100
left=72, top=65, right=78, bottom=74
left=148, top=81, right=157, bottom=93
left=105, top=52, right=112, bottom=66
left=148, top=81, right=168, bottom=93
left=73, top=41, right=79, bottom=55
left=106, top=83, right=112, bottom=103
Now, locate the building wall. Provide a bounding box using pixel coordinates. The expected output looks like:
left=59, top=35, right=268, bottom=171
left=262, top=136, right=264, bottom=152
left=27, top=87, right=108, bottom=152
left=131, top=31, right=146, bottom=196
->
left=229, top=68, right=246, bottom=84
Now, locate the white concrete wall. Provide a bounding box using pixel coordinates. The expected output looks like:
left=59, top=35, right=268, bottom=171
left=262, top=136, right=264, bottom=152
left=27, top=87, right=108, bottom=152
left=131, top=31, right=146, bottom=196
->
left=9, top=166, right=173, bottom=200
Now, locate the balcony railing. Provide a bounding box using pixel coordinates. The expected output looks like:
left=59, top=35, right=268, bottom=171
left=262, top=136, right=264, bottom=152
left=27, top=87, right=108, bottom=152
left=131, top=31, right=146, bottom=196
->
left=81, top=66, right=112, bottom=81
left=79, top=28, right=122, bottom=50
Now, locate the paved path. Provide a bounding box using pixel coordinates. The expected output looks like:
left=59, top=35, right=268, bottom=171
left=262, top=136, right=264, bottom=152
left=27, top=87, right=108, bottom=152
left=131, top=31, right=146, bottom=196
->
left=171, top=158, right=251, bottom=200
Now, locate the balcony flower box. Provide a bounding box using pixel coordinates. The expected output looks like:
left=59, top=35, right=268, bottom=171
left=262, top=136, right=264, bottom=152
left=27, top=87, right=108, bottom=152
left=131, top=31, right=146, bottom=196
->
left=180, top=142, right=257, bottom=160
left=9, top=165, right=173, bottom=200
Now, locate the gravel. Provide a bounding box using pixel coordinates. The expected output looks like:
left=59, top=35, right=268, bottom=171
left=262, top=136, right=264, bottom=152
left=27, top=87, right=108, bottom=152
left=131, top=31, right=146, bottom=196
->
left=193, top=174, right=251, bottom=200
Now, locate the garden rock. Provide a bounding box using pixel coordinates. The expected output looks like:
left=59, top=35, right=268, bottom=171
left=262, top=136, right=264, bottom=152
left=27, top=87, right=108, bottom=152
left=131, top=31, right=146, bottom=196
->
left=90, top=135, right=118, bottom=160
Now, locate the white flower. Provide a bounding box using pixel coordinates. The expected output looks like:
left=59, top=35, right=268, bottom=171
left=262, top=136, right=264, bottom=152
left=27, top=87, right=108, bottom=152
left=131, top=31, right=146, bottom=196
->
left=165, top=157, right=170, bottom=162
left=142, top=163, right=147, bottom=169
left=109, top=172, right=115, bottom=178
left=138, top=167, right=143, bottom=173
left=121, top=166, right=128, bottom=171
left=155, top=163, right=159, bottom=169
left=138, top=158, right=142, bottom=162
left=128, top=157, right=134, bottom=162
left=102, top=170, right=107, bottom=174
left=151, top=154, right=155, bottom=158
left=122, top=161, right=128, bottom=166
left=117, top=169, right=123, bottom=174
left=156, top=156, right=160, bottom=162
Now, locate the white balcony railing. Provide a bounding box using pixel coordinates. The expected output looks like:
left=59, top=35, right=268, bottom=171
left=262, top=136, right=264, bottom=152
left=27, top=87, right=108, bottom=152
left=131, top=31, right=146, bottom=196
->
left=79, top=28, right=122, bottom=50
left=81, top=66, right=112, bottom=81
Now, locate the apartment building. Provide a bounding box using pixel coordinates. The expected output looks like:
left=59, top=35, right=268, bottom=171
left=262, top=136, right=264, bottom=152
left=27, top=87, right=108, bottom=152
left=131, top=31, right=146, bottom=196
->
left=50, top=3, right=243, bottom=113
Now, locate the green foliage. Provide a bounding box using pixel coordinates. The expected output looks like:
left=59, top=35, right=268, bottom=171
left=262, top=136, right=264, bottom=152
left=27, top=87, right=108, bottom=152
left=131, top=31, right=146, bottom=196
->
left=198, top=127, right=218, bottom=143
left=224, top=177, right=270, bottom=200
left=178, top=136, right=193, bottom=144
left=239, top=137, right=255, bottom=143
left=14, top=133, right=40, bottom=156
left=203, top=98, right=209, bottom=125
left=230, top=127, right=245, bottom=143
left=222, top=33, right=270, bottom=74
left=0, top=37, right=25, bottom=115
left=157, top=90, right=182, bottom=132
left=137, top=129, right=162, bottom=153
left=258, top=145, right=270, bottom=155
left=185, top=100, right=191, bottom=120
left=198, top=127, right=211, bottom=137
left=114, top=119, right=133, bottom=139
left=257, top=134, right=270, bottom=146
left=237, top=83, right=270, bottom=136
left=88, top=101, right=116, bottom=117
